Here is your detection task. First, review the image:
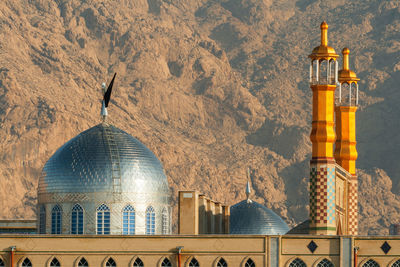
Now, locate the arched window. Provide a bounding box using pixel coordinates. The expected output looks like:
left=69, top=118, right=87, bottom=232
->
left=71, top=204, right=84, bottom=234
left=78, top=258, right=89, bottom=267
left=245, top=258, right=255, bottom=267
left=22, top=258, right=32, bottom=267
left=0, top=258, right=4, bottom=267
left=317, top=259, right=333, bottom=267
left=189, top=258, right=199, bottom=267
left=162, top=208, right=169, bottom=234
left=146, top=206, right=155, bottom=235
left=51, top=205, right=62, bottom=234
left=217, top=258, right=227, bottom=267
left=391, top=259, right=400, bottom=267
left=50, top=258, right=61, bottom=266
left=97, top=204, right=110, bottom=235
left=161, top=258, right=171, bottom=267
left=105, top=258, right=116, bottom=267
left=39, top=205, right=46, bottom=234
left=132, top=258, right=144, bottom=267
left=122, top=205, right=135, bottom=235
left=289, top=258, right=306, bottom=267
left=362, top=259, right=379, bottom=267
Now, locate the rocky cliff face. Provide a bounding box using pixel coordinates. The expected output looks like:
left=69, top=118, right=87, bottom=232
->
left=1, top=0, right=400, bottom=235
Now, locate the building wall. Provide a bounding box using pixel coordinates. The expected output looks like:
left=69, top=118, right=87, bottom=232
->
left=1, top=235, right=400, bottom=267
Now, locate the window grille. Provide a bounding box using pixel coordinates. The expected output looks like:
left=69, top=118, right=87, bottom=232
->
left=189, top=258, right=199, bottom=267
left=132, top=258, right=144, bottom=267
left=162, top=208, right=169, bottom=234
left=289, top=258, right=306, bottom=267
left=39, top=205, right=46, bottom=234
left=217, top=258, right=227, bottom=267
left=362, top=260, right=379, bottom=267
left=146, top=206, right=155, bottom=235
left=317, top=259, right=334, bottom=267
left=392, top=259, right=400, bottom=267
left=78, top=258, right=89, bottom=267
left=71, top=204, right=84, bottom=234
left=245, top=258, right=255, bottom=267
left=161, top=258, right=171, bottom=267
left=50, top=258, right=61, bottom=266
left=22, top=258, right=32, bottom=267
left=106, top=258, right=116, bottom=267
left=51, top=205, right=62, bottom=234
left=97, top=204, right=111, bottom=235
left=122, top=205, right=135, bottom=235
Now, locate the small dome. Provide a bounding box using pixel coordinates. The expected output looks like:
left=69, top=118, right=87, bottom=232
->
left=230, top=200, right=289, bottom=235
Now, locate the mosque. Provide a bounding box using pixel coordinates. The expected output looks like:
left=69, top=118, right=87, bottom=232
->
left=0, top=22, right=400, bottom=267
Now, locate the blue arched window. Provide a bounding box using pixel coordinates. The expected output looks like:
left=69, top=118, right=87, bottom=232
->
left=0, top=258, right=4, bottom=267
left=161, top=258, right=171, bottom=267
left=132, top=258, right=144, bottom=267
left=106, top=258, right=116, bottom=267
left=145, top=206, right=155, bottom=235
left=97, top=204, right=110, bottom=234
left=162, top=208, right=169, bottom=234
left=217, top=258, right=227, bottom=267
left=78, top=257, right=88, bottom=267
left=122, top=205, right=135, bottom=235
left=21, top=258, right=32, bottom=267
left=39, top=205, right=46, bottom=234
left=71, top=204, right=84, bottom=234
left=51, top=205, right=62, bottom=234
left=50, top=258, right=61, bottom=266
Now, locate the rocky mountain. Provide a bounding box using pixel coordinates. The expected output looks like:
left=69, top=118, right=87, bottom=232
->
left=0, top=0, right=400, bottom=235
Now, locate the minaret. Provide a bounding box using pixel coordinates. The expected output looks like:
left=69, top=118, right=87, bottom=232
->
left=308, top=22, right=338, bottom=235
left=335, top=48, right=359, bottom=235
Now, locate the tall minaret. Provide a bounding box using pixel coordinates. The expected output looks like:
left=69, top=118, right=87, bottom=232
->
left=335, top=48, right=359, bottom=235
left=308, top=22, right=339, bottom=235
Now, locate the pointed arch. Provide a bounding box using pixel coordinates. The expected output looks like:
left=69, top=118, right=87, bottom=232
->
left=288, top=258, right=306, bottom=267
left=188, top=257, right=199, bottom=267
left=71, top=204, right=84, bottom=234
left=216, top=258, right=227, bottom=267
left=122, top=204, right=135, bottom=235
left=162, top=207, right=169, bottom=234
left=160, top=258, right=172, bottom=267
left=391, top=259, right=400, bottom=267
left=97, top=204, right=111, bottom=235
left=131, top=257, right=144, bottom=267
left=77, top=257, right=89, bottom=267
left=316, top=258, right=333, bottom=267
left=361, top=259, right=379, bottom=267
left=105, top=257, right=116, bottom=267
left=0, top=258, right=5, bottom=267
left=244, top=258, right=255, bottom=267
left=146, top=206, right=155, bottom=235
left=49, top=257, right=61, bottom=267
left=21, top=258, right=32, bottom=267
left=51, top=205, right=62, bottom=234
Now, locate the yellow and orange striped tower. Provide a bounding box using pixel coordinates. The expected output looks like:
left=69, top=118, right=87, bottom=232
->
left=335, top=48, right=359, bottom=235
left=308, top=22, right=338, bottom=235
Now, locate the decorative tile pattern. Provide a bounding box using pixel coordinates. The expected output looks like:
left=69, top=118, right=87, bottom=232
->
left=348, top=179, right=358, bottom=235
left=310, top=165, right=336, bottom=225
left=381, top=241, right=391, bottom=254
left=307, top=240, right=318, bottom=253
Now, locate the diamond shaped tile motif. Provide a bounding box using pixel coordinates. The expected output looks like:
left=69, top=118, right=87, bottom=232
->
left=307, top=240, right=318, bottom=253
left=381, top=241, right=391, bottom=254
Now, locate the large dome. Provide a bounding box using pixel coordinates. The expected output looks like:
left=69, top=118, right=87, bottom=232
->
left=37, top=123, right=172, bottom=235
left=38, top=123, right=169, bottom=195
left=230, top=200, right=289, bottom=235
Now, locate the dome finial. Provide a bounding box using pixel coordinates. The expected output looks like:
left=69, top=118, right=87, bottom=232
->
left=320, top=21, right=328, bottom=46
left=100, top=73, right=117, bottom=123
left=246, top=167, right=252, bottom=203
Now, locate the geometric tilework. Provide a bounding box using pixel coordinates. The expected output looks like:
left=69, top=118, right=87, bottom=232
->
left=348, top=179, right=358, bottom=235
left=310, top=165, right=336, bottom=226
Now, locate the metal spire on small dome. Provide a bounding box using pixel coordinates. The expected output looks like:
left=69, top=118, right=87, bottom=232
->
left=100, top=73, right=117, bottom=122
left=246, top=167, right=252, bottom=203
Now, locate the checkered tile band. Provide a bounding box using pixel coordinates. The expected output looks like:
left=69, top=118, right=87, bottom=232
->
left=348, top=179, right=358, bottom=235
left=310, top=165, right=336, bottom=226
